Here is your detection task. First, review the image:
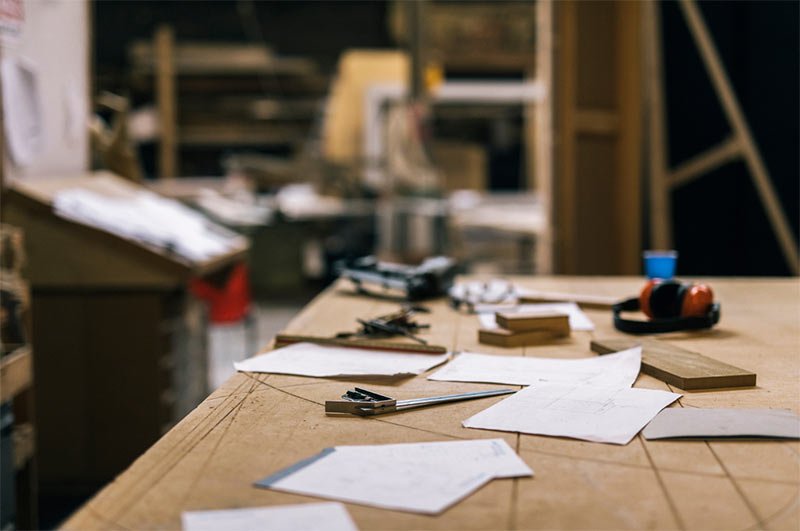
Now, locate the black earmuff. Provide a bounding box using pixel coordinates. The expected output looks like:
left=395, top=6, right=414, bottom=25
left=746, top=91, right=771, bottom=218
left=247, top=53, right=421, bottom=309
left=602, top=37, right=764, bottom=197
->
left=613, top=279, right=720, bottom=334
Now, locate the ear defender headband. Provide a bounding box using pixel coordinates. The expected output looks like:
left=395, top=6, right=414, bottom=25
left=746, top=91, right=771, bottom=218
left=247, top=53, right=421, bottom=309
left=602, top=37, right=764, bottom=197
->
left=613, top=279, right=720, bottom=334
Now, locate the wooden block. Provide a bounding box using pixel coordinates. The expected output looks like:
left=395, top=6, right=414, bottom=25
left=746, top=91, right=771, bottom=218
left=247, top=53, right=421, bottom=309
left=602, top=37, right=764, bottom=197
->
left=496, top=310, right=569, bottom=333
left=590, top=338, right=756, bottom=390
left=479, top=327, right=567, bottom=348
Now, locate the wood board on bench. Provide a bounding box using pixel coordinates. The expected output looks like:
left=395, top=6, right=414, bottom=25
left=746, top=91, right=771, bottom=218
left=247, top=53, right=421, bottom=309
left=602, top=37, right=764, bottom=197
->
left=590, top=337, right=756, bottom=390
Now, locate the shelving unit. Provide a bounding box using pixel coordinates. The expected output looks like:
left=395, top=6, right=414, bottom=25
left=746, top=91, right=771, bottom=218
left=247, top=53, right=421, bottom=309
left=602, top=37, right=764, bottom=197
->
left=129, top=27, right=329, bottom=178
left=0, top=224, right=37, bottom=530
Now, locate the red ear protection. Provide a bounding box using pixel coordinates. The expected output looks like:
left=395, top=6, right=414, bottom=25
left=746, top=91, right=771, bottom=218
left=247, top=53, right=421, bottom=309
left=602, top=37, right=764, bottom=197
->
left=614, top=280, right=720, bottom=334
left=639, top=279, right=715, bottom=319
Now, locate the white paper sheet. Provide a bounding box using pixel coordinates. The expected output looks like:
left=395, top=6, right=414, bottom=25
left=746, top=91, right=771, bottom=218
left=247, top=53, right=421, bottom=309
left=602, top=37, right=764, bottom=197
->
left=182, top=502, right=358, bottom=531
left=2, top=57, right=44, bottom=166
left=463, top=382, right=680, bottom=445
left=476, top=302, right=595, bottom=331
left=234, top=342, right=450, bottom=378
left=429, top=347, right=641, bottom=388
left=256, top=439, right=532, bottom=515
left=642, top=408, right=800, bottom=440
left=52, top=186, right=242, bottom=263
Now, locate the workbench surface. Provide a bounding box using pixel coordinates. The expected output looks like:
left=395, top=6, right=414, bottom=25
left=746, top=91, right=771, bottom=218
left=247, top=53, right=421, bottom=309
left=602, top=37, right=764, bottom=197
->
left=64, top=277, right=800, bottom=530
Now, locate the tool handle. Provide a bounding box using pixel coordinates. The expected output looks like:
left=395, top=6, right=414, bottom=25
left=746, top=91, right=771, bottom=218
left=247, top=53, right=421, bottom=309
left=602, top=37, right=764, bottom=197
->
left=396, top=389, right=515, bottom=410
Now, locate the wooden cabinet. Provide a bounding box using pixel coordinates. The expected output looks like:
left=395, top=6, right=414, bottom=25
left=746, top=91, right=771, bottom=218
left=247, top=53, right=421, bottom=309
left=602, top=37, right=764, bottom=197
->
left=3, top=173, right=248, bottom=503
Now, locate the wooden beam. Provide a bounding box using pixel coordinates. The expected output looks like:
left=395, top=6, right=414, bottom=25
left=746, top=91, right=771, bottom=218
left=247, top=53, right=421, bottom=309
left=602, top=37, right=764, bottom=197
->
left=533, top=0, right=554, bottom=274
left=643, top=1, right=673, bottom=250
left=669, top=136, right=741, bottom=187
left=555, top=0, right=578, bottom=273
left=679, top=0, right=799, bottom=275
left=155, top=25, right=177, bottom=179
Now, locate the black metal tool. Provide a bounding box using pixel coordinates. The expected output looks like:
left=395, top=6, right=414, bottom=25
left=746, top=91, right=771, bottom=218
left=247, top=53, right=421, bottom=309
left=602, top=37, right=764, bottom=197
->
left=337, top=255, right=458, bottom=301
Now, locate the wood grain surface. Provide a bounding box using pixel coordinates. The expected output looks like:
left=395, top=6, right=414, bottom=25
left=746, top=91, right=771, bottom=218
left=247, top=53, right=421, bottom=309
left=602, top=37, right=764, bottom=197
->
left=590, top=337, right=757, bottom=390
left=63, top=277, right=800, bottom=530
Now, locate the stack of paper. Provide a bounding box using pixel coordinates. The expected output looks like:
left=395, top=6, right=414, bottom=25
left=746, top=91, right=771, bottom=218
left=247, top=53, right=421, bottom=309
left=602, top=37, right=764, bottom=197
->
left=429, top=347, right=641, bottom=388
left=255, top=439, right=532, bottom=515
left=234, top=342, right=450, bottom=378
left=53, top=186, right=242, bottom=262
left=182, top=502, right=357, bottom=531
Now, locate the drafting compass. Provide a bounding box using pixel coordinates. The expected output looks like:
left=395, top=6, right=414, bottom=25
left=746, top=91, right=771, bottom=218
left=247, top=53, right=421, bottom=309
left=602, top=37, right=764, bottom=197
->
left=325, top=387, right=515, bottom=416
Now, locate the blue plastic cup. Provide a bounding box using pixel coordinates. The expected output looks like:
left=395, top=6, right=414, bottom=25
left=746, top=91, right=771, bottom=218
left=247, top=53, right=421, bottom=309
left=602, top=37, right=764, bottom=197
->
left=643, top=250, right=678, bottom=279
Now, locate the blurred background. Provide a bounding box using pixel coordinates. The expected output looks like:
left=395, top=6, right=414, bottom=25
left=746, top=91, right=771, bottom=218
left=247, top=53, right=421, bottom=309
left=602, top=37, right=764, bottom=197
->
left=0, top=0, right=797, bottom=528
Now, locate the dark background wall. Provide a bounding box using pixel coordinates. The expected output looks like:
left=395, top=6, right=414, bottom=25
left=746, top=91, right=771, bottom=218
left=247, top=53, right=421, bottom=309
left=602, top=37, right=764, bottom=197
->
left=661, top=0, right=799, bottom=276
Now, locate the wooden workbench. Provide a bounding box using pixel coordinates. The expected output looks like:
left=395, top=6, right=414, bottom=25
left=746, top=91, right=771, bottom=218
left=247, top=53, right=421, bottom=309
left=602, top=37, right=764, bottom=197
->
left=63, top=277, right=800, bottom=530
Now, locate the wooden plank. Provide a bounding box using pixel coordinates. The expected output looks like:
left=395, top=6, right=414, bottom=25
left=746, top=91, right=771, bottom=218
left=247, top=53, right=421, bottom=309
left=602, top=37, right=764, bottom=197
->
left=0, top=346, right=32, bottom=402
left=590, top=337, right=756, bottom=390
left=273, top=334, right=447, bottom=355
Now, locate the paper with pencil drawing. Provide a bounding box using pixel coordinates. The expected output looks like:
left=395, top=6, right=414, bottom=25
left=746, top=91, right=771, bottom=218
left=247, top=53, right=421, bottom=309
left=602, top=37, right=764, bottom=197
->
left=182, top=502, right=358, bottom=531
left=429, top=347, right=641, bottom=388
left=463, top=382, right=680, bottom=445
left=234, top=342, right=450, bottom=378
left=255, top=439, right=532, bottom=515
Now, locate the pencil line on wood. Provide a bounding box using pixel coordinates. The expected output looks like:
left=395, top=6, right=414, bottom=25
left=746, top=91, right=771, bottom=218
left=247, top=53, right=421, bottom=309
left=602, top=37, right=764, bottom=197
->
left=706, top=442, right=765, bottom=528
left=640, top=434, right=687, bottom=530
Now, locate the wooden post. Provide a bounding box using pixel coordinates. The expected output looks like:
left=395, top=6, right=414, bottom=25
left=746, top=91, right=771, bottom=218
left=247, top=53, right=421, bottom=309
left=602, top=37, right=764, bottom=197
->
left=533, top=0, right=554, bottom=274
left=155, top=25, right=177, bottom=179
left=615, top=0, right=643, bottom=274
left=643, top=1, right=672, bottom=251
left=555, top=0, right=578, bottom=273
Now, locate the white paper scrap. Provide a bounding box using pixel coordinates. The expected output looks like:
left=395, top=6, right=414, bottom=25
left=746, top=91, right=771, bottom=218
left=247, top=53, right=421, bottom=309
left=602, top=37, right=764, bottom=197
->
left=463, top=383, right=680, bottom=445
left=429, top=347, right=641, bottom=388
left=477, top=302, right=595, bottom=331
left=182, top=502, right=358, bottom=531
left=234, top=342, right=450, bottom=378
left=255, top=439, right=532, bottom=515
left=643, top=408, right=800, bottom=440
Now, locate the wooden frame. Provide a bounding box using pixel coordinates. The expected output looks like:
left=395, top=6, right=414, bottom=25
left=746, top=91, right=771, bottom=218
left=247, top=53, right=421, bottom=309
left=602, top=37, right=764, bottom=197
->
left=645, top=0, right=799, bottom=275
